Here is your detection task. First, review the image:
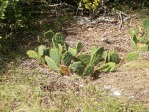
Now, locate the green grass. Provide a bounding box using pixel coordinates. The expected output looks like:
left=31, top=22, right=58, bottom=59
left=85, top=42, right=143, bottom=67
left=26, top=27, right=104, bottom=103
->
left=1, top=65, right=149, bottom=112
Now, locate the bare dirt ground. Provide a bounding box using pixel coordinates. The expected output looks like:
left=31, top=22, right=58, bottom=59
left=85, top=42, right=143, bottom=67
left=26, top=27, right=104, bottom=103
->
left=19, top=15, right=149, bottom=105
left=64, top=16, right=149, bottom=103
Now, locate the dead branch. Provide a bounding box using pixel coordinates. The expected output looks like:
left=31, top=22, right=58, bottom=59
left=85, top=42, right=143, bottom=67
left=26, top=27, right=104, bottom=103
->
left=119, top=11, right=123, bottom=30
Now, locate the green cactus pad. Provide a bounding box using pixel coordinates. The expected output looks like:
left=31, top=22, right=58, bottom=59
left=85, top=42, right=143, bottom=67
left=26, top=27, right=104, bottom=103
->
left=125, top=51, right=139, bottom=61
left=130, top=38, right=138, bottom=50
left=143, top=19, right=149, bottom=29
left=110, top=52, right=120, bottom=63
left=39, top=56, right=45, bottom=65
left=138, top=37, right=147, bottom=43
left=69, top=61, right=85, bottom=76
left=130, top=28, right=136, bottom=37
left=52, top=38, right=59, bottom=48
left=44, top=30, right=54, bottom=40
left=76, top=42, right=83, bottom=54
left=62, top=51, right=72, bottom=66
left=54, top=33, right=64, bottom=45
left=76, top=54, right=91, bottom=65
left=50, top=48, right=61, bottom=64
left=27, top=50, right=38, bottom=59
left=83, top=65, right=94, bottom=76
left=90, top=47, right=104, bottom=66
left=91, top=46, right=97, bottom=57
left=68, top=47, right=77, bottom=56
left=38, top=45, right=46, bottom=56
left=98, top=62, right=116, bottom=72
left=138, top=45, right=149, bottom=51
left=57, top=44, right=63, bottom=56
left=45, top=56, right=59, bottom=72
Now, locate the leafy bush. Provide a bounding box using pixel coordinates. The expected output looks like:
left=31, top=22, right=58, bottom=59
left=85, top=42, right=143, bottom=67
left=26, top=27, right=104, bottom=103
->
left=82, top=0, right=101, bottom=16
left=0, top=0, right=48, bottom=52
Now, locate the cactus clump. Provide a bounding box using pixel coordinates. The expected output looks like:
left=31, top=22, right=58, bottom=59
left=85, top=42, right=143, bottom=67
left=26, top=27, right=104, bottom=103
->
left=27, top=30, right=119, bottom=77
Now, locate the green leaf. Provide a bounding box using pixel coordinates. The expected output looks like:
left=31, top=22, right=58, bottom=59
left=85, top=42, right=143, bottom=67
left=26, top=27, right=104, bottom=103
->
left=45, top=56, right=59, bottom=72
left=69, top=61, right=85, bottom=76
left=125, top=52, right=139, bottom=61
left=85, top=4, right=91, bottom=10
left=62, top=51, right=72, bottom=66
left=27, top=50, right=38, bottom=59
left=44, top=30, right=54, bottom=40
left=50, top=48, right=61, bottom=64
left=38, top=45, right=46, bottom=56
left=98, top=62, right=116, bottom=72
left=138, top=45, right=149, bottom=51
left=76, top=54, right=91, bottom=65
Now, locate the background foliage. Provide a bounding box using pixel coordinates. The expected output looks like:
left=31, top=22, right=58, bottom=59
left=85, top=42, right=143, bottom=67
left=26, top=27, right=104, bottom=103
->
left=0, top=0, right=149, bottom=53
left=0, top=0, right=49, bottom=52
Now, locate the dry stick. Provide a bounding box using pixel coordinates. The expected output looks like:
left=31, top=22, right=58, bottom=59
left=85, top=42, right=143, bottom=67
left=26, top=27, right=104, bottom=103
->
left=76, top=0, right=82, bottom=16
left=119, top=11, right=123, bottom=30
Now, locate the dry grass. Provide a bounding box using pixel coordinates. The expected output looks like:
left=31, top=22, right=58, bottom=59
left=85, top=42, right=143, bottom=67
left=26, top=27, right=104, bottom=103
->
left=1, top=64, right=149, bottom=112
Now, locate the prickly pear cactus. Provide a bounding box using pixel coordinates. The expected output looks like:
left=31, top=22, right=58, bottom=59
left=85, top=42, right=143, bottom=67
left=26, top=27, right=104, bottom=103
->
left=125, top=51, right=139, bottom=61
left=130, top=35, right=138, bottom=50
left=68, top=47, right=77, bottom=56
left=62, top=51, right=73, bottom=66
left=44, top=30, right=54, bottom=40
left=143, top=19, right=149, bottom=29
left=138, top=45, right=149, bottom=51
left=83, top=65, right=94, bottom=76
left=110, top=52, right=120, bottom=63
left=38, top=45, right=46, bottom=56
left=89, top=47, right=104, bottom=66
left=76, top=42, right=83, bottom=54
left=104, top=51, right=120, bottom=64
left=45, top=56, right=59, bottom=72
left=50, top=48, right=61, bottom=64
left=27, top=50, right=38, bottom=59
left=69, top=61, right=85, bottom=76
left=97, top=62, right=116, bottom=72
left=39, top=56, right=45, bottom=65
left=54, top=33, right=65, bottom=45
left=76, top=54, right=91, bottom=65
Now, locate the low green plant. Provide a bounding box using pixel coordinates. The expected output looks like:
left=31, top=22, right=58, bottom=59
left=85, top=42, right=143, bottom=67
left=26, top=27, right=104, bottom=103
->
left=126, top=19, right=149, bottom=61
left=27, top=45, right=48, bottom=65
left=27, top=30, right=119, bottom=77
left=129, top=19, right=149, bottom=51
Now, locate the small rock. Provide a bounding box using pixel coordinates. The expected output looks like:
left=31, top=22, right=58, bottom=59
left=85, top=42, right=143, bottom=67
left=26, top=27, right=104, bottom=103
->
left=113, top=90, right=121, bottom=96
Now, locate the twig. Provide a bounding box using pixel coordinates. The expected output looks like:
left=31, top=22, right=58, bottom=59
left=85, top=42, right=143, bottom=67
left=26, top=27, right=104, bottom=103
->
left=76, top=0, right=83, bottom=16
left=119, top=11, right=123, bottom=30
